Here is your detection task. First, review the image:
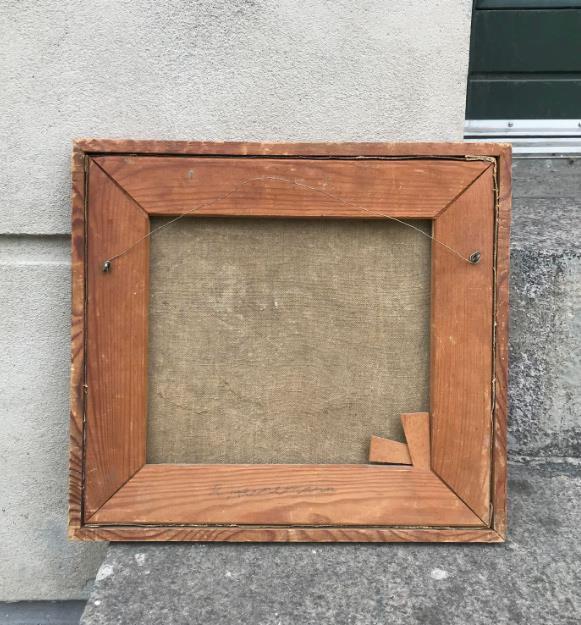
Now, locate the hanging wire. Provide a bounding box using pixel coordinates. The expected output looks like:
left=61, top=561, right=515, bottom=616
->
left=101, top=176, right=480, bottom=272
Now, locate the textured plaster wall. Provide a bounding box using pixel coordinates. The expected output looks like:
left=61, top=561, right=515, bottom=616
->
left=0, top=0, right=475, bottom=600
left=1, top=0, right=472, bottom=236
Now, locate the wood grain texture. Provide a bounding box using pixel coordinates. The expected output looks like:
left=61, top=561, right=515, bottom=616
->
left=401, top=412, right=430, bottom=469
left=95, top=156, right=489, bottom=219
left=491, top=147, right=512, bottom=538
left=84, top=161, right=149, bottom=517
left=69, top=143, right=87, bottom=531
left=74, top=138, right=511, bottom=158
left=88, top=464, right=484, bottom=527
left=430, top=166, right=495, bottom=522
left=368, top=437, right=412, bottom=465
left=368, top=412, right=430, bottom=466
left=71, top=526, right=503, bottom=543
left=69, top=141, right=510, bottom=542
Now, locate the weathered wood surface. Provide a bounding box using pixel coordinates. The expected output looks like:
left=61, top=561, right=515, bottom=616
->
left=73, top=526, right=503, bottom=543
left=96, top=156, right=489, bottom=219
left=368, top=412, right=430, bottom=466
left=69, top=144, right=87, bottom=532
left=491, top=148, right=512, bottom=538
left=430, top=166, right=495, bottom=522
left=89, top=463, right=483, bottom=527
left=75, top=138, right=511, bottom=158
left=84, top=161, right=149, bottom=517
left=369, top=437, right=412, bottom=465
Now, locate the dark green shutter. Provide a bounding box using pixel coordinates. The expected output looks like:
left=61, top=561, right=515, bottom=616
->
left=467, top=2, right=581, bottom=118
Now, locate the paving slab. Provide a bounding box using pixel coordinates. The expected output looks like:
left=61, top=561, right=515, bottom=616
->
left=81, top=461, right=581, bottom=625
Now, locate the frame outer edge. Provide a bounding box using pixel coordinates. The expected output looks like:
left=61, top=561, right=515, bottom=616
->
left=491, top=146, right=512, bottom=539
left=70, top=526, right=504, bottom=543
left=69, top=142, right=87, bottom=531
left=72, top=138, right=511, bottom=158
left=83, top=160, right=150, bottom=517
left=70, top=141, right=511, bottom=542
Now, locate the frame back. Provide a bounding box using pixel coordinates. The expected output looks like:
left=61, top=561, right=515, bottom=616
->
left=69, top=140, right=511, bottom=542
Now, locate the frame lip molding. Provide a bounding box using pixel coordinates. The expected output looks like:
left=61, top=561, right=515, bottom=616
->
left=69, top=139, right=511, bottom=543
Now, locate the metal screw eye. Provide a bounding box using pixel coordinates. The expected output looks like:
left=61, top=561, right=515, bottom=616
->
left=469, top=251, right=481, bottom=265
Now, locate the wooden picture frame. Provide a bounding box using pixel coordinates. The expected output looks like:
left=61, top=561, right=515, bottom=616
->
left=69, top=140, right=511, bottom=542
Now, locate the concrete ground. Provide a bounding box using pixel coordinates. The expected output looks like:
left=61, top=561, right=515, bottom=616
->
left=80, top=461, right=581, bottom=625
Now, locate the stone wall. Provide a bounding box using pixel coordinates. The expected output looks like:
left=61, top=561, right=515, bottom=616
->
left=509, top=158, right=581, bottom=460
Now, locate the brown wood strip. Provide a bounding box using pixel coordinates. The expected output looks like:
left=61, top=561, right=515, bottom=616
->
left=75, top=138, right=511, bottom=159
left=69, top=143, right=87, bottom=531
left=491, top=147, right=512, bottom=538
left=430, top=167, right=495, bottom=522
left=401, top=412, right=430, bottom=469
left=368, top=436, right=412, bottom=465
left=89, top=464, right=484, bottom=527
left=95, top=156, right=489, bottom=219
left=84, top=161, right=149, bottom=517
left=72, top=526, right=503, bottom=543
left=368, top=413, right=430, bottom=466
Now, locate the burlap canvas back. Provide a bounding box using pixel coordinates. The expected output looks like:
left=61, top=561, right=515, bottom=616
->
left=147, top=217, right=430, bottom=464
